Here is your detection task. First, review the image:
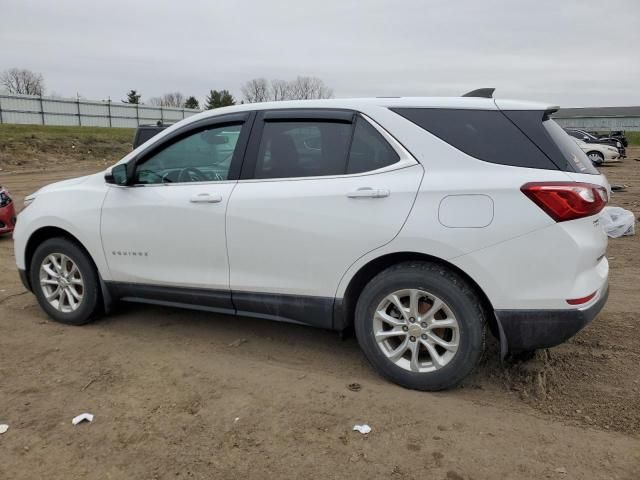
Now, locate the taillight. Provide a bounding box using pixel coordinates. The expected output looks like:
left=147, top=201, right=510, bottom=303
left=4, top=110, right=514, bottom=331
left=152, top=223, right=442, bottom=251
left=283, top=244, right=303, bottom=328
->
left=521, top=182, right=607, bottom=222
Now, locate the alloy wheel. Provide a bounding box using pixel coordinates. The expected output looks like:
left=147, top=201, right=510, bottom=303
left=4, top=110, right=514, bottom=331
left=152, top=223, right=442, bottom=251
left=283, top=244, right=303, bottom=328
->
left=39, top=253, right=84, bottom=313
left=373, top=289, right=460, bottom=373
left=587, top=152, right=603, bottom=165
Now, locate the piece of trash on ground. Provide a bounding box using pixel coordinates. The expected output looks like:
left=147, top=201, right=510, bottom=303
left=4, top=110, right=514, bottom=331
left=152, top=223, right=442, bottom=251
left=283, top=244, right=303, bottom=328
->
left=0, top=424, right=8, bottom=434
left=610, top=184, right=627, bottom=192
left=600, top=206, right=635, bottom=238
left=72, top=413, right=94, bottom=425
left=234, top=417, right=240, bottom=423
left=228, top=338, right=247, bottom=347
left=348, top=383, right=362, bottom=392
left=353, top=424, right=371, bottom=434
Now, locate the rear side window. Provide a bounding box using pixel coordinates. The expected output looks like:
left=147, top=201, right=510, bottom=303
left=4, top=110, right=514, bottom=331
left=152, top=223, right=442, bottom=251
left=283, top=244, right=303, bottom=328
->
left=347, top=118, right=399, bottom=174
left=253, top=117, right=401, bottom=179
left=391, top=108, right=559, bottom=170
left=255, top=121, right=352, bottom=179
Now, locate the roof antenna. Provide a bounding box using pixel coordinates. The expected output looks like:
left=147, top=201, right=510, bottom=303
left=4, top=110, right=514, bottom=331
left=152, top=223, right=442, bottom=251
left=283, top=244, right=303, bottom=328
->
left=462, top=88, right=495, bottom=98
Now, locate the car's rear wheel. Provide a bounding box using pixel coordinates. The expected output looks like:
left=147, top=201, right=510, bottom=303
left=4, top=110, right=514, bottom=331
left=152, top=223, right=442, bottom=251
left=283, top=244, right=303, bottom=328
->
left=30, top=237, right=101, bottom=325
left=587, top=151, right=604, bottom=166
left=354, top=262, right=486, bottom=391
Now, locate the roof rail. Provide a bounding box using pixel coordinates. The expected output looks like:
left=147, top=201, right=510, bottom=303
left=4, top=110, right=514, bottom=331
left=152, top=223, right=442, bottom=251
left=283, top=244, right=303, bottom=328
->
left=462, top=88, right=495, bottom=98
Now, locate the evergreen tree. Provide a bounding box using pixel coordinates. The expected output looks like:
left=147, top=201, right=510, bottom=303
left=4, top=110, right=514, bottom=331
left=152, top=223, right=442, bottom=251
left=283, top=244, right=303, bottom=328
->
left=184, top=96, right=200, bottom=109
left=123, top=89, right=141, bottom=104
left=205, top=89, right=235, bottom=109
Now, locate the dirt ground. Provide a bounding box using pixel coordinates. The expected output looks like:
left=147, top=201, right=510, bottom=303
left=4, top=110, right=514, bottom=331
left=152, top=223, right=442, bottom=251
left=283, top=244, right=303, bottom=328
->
left=0, top=147, right=639, bottom=479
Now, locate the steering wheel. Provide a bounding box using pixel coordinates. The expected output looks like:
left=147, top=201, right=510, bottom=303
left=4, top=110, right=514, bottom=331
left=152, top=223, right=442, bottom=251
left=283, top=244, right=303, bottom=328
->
left=178, top=167, right=207, bottom=183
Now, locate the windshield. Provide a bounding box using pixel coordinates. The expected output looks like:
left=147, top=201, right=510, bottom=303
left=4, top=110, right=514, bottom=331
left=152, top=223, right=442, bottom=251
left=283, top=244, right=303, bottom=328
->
left=544, top=120, right=599, bottom=174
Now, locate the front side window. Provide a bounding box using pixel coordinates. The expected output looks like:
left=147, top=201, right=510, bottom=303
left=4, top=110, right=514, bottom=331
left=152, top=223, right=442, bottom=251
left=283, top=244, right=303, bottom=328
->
left=135, top=124, right=242, bottom=184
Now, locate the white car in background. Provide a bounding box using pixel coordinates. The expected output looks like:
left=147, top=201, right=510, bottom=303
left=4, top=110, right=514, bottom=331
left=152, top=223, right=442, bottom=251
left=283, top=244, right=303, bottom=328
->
left=573, top=138, right=621, bottom=165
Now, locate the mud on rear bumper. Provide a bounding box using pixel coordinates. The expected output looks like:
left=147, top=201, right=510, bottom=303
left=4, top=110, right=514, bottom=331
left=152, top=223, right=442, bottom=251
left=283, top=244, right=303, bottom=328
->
left=494, top=285, right=609, bottom=355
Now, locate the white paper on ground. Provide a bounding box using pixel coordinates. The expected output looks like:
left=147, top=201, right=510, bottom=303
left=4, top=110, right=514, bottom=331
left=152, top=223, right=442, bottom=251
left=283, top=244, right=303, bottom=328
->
left=353, top=424, right=371, bottom=434
left=0, top=424, right=8, bottom=434
left=72, top=413, right=94, bottom=425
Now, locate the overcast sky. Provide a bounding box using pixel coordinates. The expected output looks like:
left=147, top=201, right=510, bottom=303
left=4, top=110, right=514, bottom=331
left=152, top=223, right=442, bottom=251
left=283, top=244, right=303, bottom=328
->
left=1, top=0, right=638, bottom=107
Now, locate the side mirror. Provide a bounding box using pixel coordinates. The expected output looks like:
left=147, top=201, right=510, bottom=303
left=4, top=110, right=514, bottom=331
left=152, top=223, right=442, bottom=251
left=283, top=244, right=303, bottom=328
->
left=105, top=164, right=130, bottom=186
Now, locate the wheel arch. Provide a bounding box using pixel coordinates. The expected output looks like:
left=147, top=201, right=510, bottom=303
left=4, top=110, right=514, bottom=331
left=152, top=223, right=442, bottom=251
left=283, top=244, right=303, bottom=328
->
left=335, top=251, right=497, bottom=337
left=23, top=226, right=112, bottom=311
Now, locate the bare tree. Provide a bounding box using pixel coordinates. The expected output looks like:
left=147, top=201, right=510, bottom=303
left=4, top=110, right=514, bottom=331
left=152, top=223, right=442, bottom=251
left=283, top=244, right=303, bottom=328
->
left=0, top=68, right=45, bottom=95
left=148, top=92, right=186, bottom=107
left=270, top=79, right=291, bottom=101
left=287, top=76, right=333, bottom=100
left=241, top=78, right=270, bottom=103
left=163, top=92, right=185, bottom=107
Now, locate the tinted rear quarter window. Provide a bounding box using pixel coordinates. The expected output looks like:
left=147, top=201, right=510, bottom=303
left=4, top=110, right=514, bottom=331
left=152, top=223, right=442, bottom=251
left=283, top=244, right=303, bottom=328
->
left=391, top=108, right=559, bottom=170
left=347, top=118, right=399, bottom=174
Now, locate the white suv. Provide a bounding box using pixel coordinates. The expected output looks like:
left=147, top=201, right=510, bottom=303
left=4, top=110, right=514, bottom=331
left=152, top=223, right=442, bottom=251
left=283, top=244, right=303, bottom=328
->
left=14, top=96, right=610, bottom=390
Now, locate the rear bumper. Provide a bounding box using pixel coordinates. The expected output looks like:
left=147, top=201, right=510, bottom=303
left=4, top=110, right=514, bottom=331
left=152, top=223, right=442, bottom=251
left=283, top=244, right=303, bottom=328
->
left=494, top=284, right=609, bottom=353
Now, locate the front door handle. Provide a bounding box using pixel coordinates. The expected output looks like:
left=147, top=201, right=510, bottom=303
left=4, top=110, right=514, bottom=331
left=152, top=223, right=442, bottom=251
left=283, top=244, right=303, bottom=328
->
left=190, top=193, right=223, bottom=203
left=347, top=187, right=390, bottom=199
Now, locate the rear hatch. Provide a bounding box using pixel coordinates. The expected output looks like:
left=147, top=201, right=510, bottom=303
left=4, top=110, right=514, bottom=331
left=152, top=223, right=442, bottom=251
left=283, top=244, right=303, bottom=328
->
left=498, top=106, right=609, bottom=303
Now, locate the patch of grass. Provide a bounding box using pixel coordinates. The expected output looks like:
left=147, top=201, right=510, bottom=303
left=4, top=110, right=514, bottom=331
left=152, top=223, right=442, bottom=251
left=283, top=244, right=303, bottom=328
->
left=626, top=131, right=640, bottom=146
left=0, top=124, right=134, bottom=170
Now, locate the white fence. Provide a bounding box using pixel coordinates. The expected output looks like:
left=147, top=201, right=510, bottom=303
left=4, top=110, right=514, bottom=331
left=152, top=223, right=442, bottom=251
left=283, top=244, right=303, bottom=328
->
left=0, top=93, right=201, bottom=128
left=554, top=117, right=640, bottom=132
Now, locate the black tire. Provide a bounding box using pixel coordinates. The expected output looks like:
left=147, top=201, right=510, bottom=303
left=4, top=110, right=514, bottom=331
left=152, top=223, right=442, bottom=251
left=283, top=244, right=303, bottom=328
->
left=354, top=261, right=486, bottom=391
left=587, top=151, right=604, bottom=166
left=29, top=237, right=102, bottom=325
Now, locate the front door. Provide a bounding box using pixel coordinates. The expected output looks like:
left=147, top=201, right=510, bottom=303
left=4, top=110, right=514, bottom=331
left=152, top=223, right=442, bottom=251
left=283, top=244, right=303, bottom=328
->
left=101, top=117, right=251, bottom=310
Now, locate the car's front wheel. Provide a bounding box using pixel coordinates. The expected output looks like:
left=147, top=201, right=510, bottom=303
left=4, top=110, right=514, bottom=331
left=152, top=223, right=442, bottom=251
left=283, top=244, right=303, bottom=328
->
left=30, top=237, right=102, bottom=325
left=354, top=262, right=486, bottom=391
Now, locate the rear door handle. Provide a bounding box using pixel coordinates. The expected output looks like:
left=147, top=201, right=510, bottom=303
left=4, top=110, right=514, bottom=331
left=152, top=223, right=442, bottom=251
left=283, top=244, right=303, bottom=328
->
left=190, top=193, right=223, bottom=203
left=347, top=187, right=390, bottom=199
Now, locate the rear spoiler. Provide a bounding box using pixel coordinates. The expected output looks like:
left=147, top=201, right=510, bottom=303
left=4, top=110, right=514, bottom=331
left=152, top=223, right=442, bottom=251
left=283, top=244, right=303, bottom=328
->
left=462, top=88, right=495, bottom=98
left=463, top=89, right=560, bottom=114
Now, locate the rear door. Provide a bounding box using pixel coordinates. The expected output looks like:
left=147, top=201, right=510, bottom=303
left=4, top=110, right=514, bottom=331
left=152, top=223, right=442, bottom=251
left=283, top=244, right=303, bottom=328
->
left=226, top=109, right=423, bottom=327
